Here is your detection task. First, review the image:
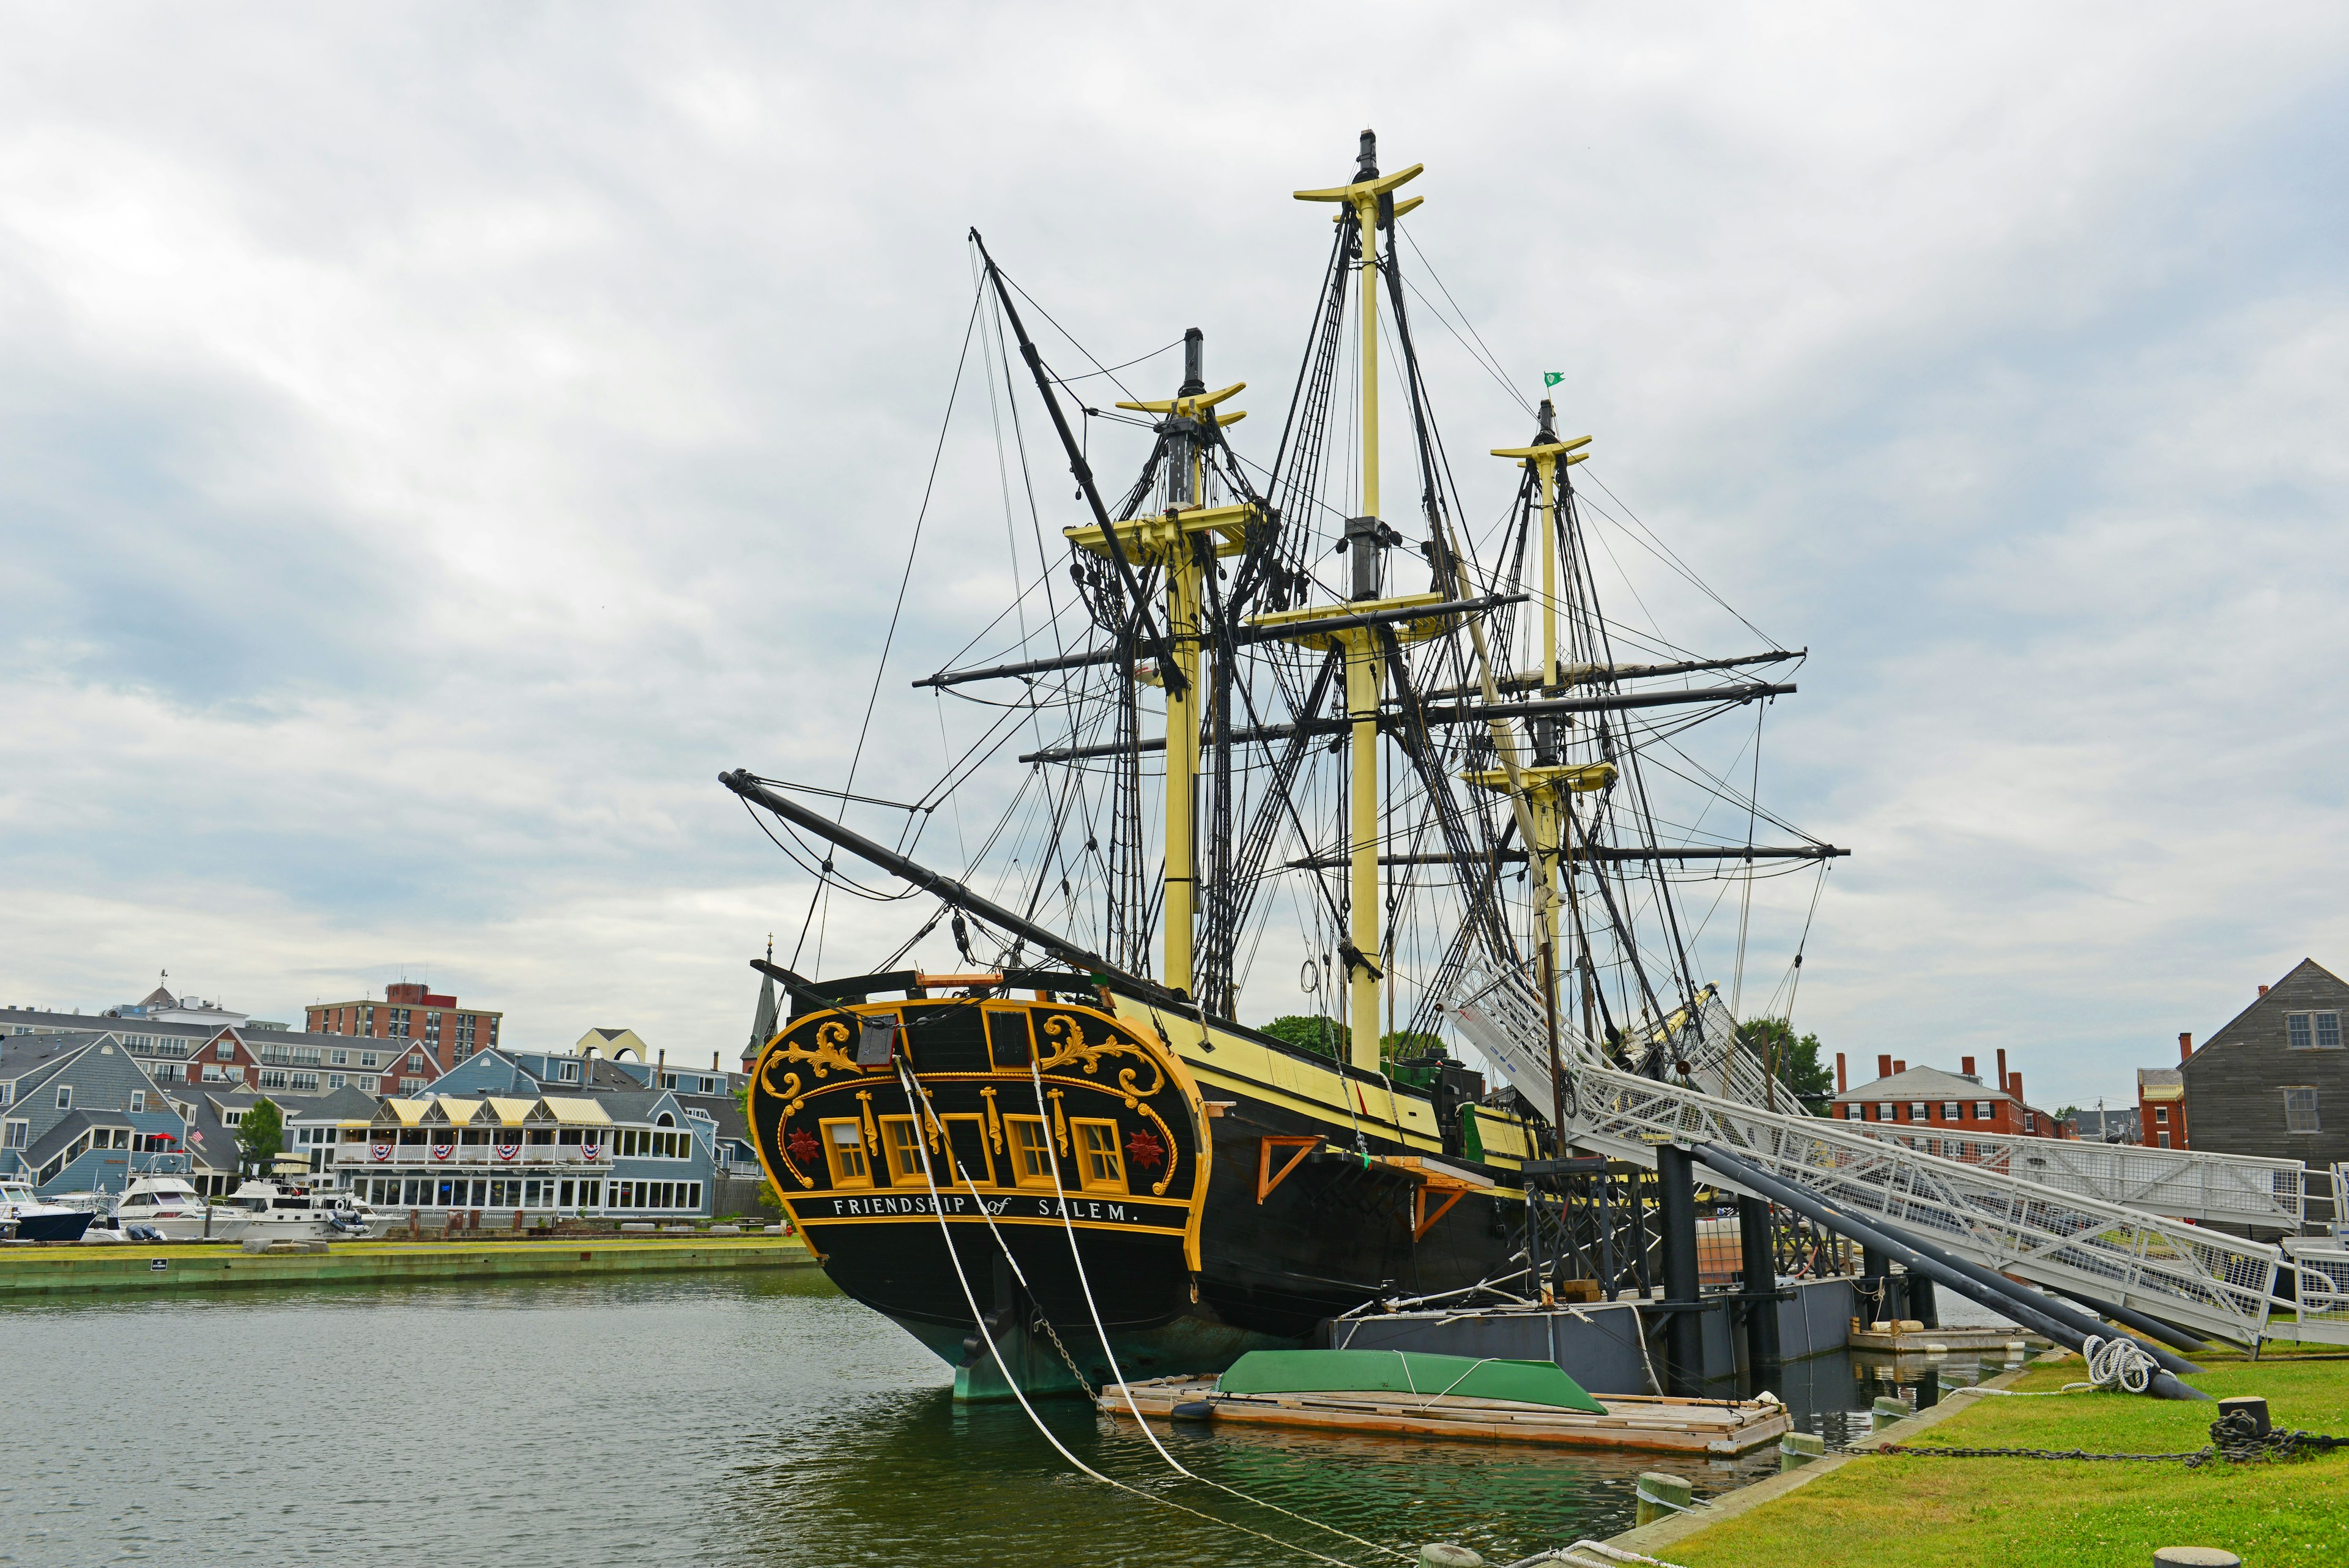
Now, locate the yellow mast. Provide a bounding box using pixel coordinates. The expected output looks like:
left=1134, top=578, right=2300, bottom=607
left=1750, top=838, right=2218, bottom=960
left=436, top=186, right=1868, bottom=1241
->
left=1288, top=130, right=1427, bottom=1074
left=1478, top=404, right=1603, bottom=1057
left=1066, top=333, right=1251, bottom=997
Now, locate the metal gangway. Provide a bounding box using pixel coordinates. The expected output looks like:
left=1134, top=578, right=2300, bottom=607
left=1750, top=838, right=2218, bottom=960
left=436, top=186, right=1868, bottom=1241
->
left=1449, top=968, right=2349, bottom=1348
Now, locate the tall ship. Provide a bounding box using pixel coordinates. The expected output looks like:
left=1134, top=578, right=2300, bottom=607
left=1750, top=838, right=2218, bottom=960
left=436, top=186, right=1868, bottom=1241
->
left=727, top=132, right=1842, bottom=1399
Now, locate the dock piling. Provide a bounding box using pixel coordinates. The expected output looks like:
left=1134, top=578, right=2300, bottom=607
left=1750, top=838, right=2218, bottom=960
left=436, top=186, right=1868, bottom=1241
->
left=1633, top=1471, right=1694, bottom=1528
left=1737, top=1194, right=1782, bottom=1378
left=1653, top=1145, right=1704, bottom=1397
left=1778, top=1431, right=1825, bottom=1473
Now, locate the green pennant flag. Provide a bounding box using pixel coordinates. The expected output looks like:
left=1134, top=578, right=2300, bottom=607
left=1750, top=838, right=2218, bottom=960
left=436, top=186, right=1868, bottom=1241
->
left=1542, top=371, right=1564, bottom=388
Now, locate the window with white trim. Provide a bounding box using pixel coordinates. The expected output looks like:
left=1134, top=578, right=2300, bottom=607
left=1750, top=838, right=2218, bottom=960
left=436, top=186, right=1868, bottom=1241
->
left=1974, top=1101, right=1992, bottom=1120
left=2287, top=1012, right=2342, bottom=1050
left=55, top=1085, right=71, bottom=1110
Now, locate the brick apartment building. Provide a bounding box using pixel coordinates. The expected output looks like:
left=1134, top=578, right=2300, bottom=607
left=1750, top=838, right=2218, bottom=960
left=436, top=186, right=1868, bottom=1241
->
left=305, top=983, right=503, bottom=1074
left=1829, top=1047, right=2069, bottom=1139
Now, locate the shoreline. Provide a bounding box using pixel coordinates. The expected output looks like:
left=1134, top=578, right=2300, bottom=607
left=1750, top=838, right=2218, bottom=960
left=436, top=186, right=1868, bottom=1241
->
left=0, top=1234, right=820, bottom=1298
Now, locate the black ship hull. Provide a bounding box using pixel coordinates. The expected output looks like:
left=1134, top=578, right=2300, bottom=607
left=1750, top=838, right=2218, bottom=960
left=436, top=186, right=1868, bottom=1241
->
left=750, top=983, right=1532, bottom=1399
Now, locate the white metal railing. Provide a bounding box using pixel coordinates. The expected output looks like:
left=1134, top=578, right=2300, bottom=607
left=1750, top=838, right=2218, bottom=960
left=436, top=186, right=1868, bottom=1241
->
left=338, top=1145, right=618, bottom=1167
left=1450, top=993, right=2346, bottom=1347
left=1450, top=966, right=2306, bottom=1231
left=1564, top=1063, right=2293, bottom=1345
left=1450, top=968, right=1784, bottom=1116
left=1835, top=1123, right=2303, bottom=1230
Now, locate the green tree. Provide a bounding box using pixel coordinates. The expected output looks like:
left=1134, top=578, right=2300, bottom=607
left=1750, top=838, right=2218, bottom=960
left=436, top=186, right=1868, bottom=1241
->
left=1378, top=1029, right=1445, bottom=1068
left=1737, top=1019, right=1834, bottom=1112
left=1261, top=1014, right=1349, bottom=1060
left=236, top=1098, right=284, bottom=1175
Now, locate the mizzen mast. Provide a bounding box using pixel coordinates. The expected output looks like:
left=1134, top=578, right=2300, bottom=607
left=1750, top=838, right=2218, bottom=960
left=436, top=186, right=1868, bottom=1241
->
left=1067, top=330, right=1252, bottom=997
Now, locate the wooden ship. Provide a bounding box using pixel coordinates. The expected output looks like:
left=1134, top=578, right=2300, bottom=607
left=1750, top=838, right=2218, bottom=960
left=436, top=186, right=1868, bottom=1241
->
left=727, top=129, right=1839, bottom=1399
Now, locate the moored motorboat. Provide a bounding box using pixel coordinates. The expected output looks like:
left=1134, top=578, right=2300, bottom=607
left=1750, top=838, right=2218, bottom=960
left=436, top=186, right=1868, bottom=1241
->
left=0, top=1180, right=97, bottom=1244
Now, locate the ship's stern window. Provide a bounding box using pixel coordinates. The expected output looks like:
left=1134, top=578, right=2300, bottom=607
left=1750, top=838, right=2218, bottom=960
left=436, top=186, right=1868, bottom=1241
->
left=880, top=1116, right=926, bottom=1184
left=985, top=1009, right=1034, bottom=1069
left=1006, top=1117, right=1056, bottom=1189
left=820, top=1119, right=874, bottom=1187
left=1072, top=1119, right=1127, bottom=1194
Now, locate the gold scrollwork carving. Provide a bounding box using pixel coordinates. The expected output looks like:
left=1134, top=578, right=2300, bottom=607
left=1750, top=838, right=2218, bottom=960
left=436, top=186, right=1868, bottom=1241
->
left=762, top=1020, right=860, bottom=1090
left=980, top=1087, right=1003, bottom=1153
left=1034, top=1012, right=1166, bottom=1098
left=773, top=1122, right=815, bottom=1189
left=1116, top=1068, right=1181, bottom=1197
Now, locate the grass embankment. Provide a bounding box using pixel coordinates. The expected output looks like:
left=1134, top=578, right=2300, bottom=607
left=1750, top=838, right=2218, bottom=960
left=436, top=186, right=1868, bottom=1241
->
left=1670, top=1357, right=2349, bottom=1568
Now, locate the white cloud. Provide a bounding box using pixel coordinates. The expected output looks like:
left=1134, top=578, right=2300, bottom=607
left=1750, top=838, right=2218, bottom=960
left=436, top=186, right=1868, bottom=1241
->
left=2, top=4, right=2346, bottom=1107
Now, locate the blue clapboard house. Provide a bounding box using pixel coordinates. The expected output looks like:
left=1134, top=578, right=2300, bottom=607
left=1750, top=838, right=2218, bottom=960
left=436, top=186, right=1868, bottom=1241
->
left=1, top=1031, right=191, bottom=1197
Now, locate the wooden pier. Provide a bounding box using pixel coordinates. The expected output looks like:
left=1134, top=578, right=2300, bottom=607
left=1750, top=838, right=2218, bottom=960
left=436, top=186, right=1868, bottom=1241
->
left=1846, top=1319, right=2047, bottom=1356
left=1099, top=1374, right=1792, bottom=1455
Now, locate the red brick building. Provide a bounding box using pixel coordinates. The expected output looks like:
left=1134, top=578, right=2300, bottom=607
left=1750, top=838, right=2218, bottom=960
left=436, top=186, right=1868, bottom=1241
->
left=1829, top=1047, right=2071, bottom=1139
left=305, top=983, right=502, bottom=1074
left=2137, top=1031, right=2194, bottom=1149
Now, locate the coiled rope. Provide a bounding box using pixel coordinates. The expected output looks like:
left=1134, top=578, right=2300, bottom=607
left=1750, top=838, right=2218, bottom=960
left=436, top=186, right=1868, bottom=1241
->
left=2069, top=1333, right=2158, bottom=1395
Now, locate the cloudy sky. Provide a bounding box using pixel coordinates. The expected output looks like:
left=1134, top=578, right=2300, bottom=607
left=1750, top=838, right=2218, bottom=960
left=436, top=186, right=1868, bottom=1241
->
left=3, top=5, right=2344, bottom=1108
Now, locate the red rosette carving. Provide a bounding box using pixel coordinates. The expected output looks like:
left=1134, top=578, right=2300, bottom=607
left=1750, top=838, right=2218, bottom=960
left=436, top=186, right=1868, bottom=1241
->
left=1124, top=1128, right=1165, bottom=1172
left=787, top=1127, right=822, bottom=1167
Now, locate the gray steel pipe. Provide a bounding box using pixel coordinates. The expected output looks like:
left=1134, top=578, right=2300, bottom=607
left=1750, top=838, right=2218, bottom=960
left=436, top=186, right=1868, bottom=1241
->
left=1690, top=1144, right=2209, bottom=1401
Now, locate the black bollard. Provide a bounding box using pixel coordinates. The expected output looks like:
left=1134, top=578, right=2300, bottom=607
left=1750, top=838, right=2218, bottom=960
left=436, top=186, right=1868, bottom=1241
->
left=1656, top=1144, right=1705, bottom=1395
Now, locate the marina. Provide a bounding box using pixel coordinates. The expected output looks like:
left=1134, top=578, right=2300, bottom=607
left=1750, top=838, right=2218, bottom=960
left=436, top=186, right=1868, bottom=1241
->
left=7, top=13, right=2348, bottom=1568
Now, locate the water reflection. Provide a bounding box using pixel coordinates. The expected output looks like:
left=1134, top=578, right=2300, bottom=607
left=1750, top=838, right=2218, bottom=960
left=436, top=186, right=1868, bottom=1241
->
left=5, top=1269, right=1954, bottom=1568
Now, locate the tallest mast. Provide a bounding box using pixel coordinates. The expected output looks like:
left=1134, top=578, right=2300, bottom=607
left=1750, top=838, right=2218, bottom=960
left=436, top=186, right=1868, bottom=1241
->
left=1285, top=130, right=1428, bottom=1072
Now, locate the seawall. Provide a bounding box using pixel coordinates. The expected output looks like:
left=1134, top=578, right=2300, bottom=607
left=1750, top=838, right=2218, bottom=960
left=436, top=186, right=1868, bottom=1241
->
left=0, top=1235, right=820, bottom=1298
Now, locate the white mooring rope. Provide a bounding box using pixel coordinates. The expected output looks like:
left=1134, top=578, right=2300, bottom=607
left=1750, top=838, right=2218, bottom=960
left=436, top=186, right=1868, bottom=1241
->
left=892, top=1060, right=1370, bottom=1568
left=1023, top=1055, right=1412, bottom=1560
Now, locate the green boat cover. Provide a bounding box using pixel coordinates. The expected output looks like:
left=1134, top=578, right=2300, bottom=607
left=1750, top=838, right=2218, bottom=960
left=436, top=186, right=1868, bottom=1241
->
left=1215, top=1350, right=1608, bottom=1414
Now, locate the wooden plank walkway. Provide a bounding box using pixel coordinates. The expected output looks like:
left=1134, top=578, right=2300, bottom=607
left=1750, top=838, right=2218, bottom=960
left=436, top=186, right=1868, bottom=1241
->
left=1099, top=1375, right=1791, bottom=1455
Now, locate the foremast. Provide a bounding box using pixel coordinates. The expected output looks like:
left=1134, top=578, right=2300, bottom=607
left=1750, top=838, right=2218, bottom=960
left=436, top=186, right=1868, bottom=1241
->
left=1064, top=333, right=1255, bottom=999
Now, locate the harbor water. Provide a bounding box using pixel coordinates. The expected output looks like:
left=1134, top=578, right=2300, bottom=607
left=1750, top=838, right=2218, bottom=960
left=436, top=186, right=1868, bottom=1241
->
left=0, top=1270, right=2019, bottom=1567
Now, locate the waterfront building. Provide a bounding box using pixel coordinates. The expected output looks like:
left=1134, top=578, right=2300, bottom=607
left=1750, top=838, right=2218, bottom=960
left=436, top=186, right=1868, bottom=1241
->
left=2177, top=959, right=2349, bottom=1224
left=1828, top=1049, right=2070, bottom=1140
left=303, top=983, right=503, bottom=1073
left=437, top=1046, right=757, bottom=1174
left=332, top=1086, right=725, bottom=1222
left=3, top=1003, right=437, bottom=1099
left=0, top=1032, right=190, bottom=1197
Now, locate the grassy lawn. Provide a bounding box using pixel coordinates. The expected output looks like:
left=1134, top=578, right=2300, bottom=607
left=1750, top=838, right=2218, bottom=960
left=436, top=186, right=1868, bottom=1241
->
left=1669, top=1358, right=2349, bottom=1568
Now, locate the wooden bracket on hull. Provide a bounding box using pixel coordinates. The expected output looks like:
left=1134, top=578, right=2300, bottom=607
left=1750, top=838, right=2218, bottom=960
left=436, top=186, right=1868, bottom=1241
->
left=1257, top=1136, right=1323, bottom=1203
left=1375, top=1154, right=1492, bottom=1242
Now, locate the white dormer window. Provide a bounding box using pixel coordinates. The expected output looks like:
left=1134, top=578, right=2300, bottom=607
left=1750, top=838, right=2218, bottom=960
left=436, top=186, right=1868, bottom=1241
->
left=560, top=1061, right=581, bottom=1082
left=55, top=1085, right=71, bottom=1110
left=222, top=1109, right=245, bottom=1127
left=130, top=1091, right=145, bottom=1113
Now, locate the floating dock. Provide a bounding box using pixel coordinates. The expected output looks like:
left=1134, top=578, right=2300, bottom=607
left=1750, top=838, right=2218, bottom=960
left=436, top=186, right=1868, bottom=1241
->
left=1844, top=1321, right=2047, bottom=1356
left=1099, top=1375, right=1792, bottom=1455
left=0, top=1235, right=819, bottom=1298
